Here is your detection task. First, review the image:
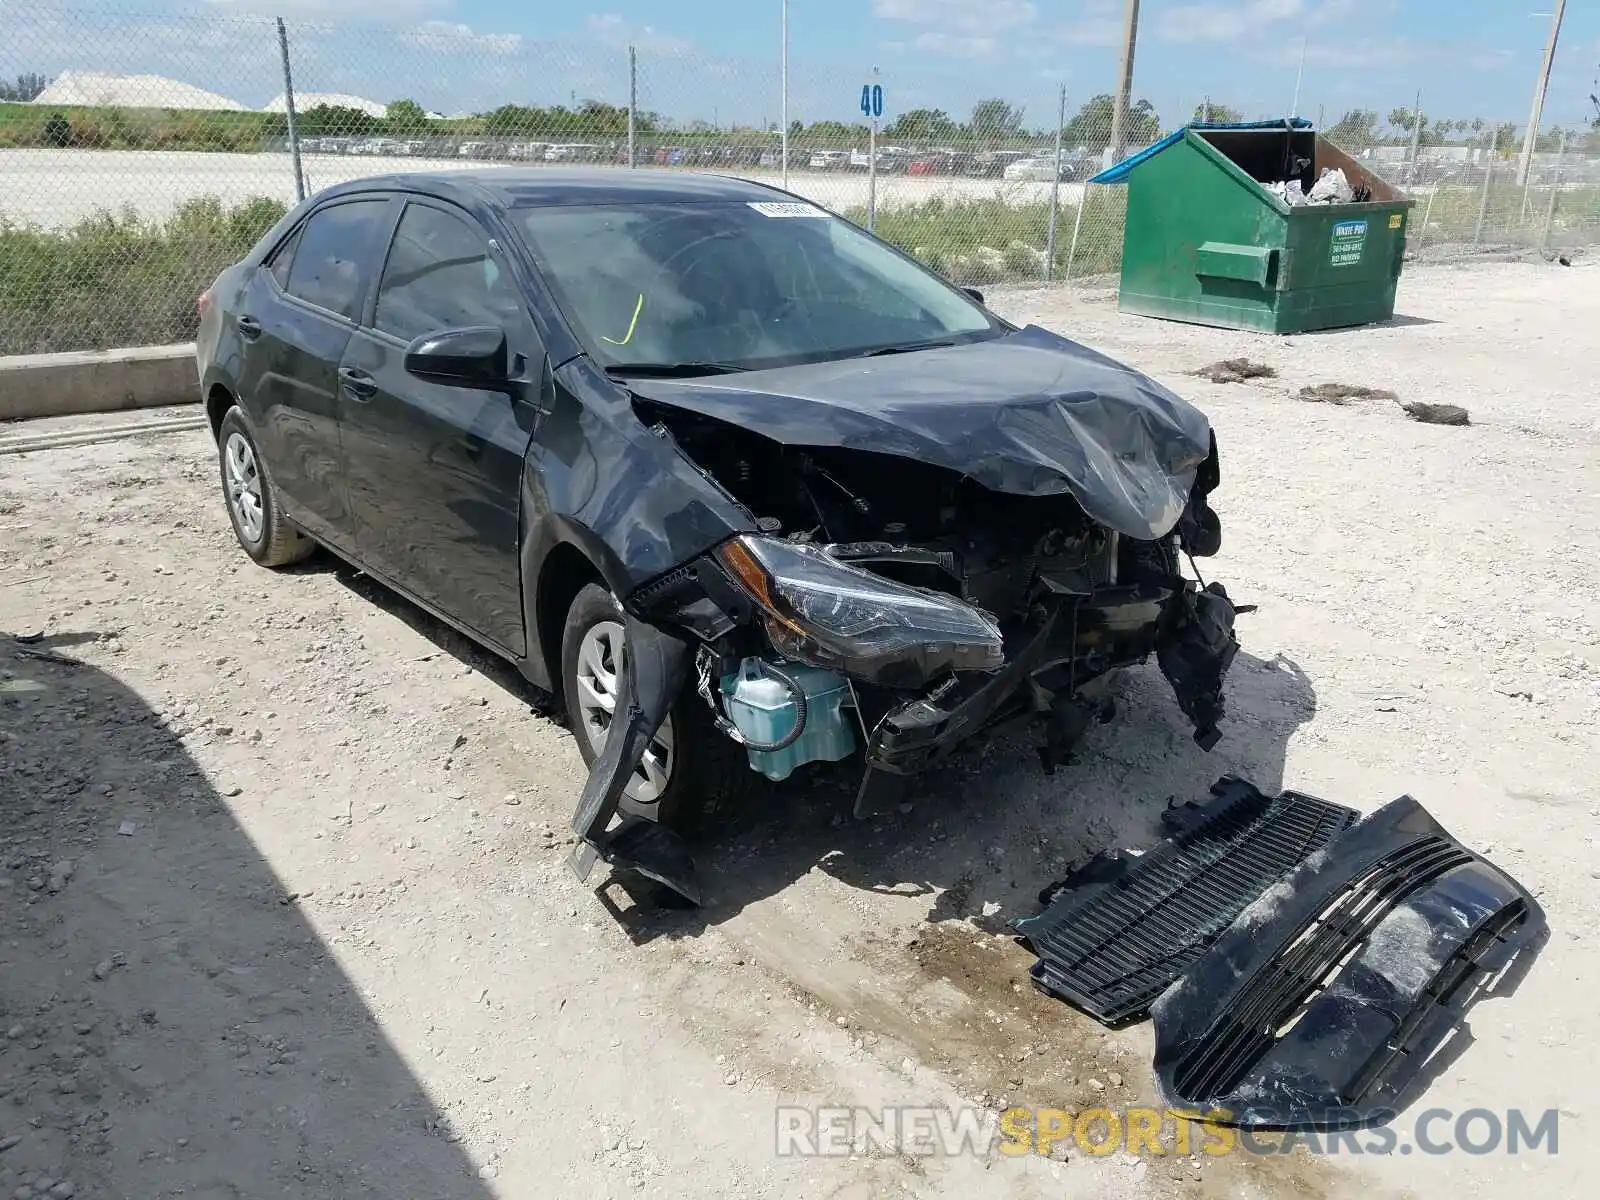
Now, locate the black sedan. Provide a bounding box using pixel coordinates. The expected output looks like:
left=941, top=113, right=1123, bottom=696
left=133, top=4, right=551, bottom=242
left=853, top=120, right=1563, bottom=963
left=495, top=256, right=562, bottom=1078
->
left=196, top=169, right=1236, bottom=901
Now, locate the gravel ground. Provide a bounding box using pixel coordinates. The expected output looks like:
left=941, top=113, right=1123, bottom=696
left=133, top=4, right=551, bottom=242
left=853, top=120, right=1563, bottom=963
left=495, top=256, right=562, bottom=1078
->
left=1, top=258, right=1596, bottom=1199
left=0, top=149, right=1083, bottom=228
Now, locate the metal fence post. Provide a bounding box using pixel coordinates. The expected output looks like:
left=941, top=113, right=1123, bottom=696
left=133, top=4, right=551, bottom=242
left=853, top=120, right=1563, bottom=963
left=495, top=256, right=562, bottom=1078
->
left=780, top=0, right=789, bottom=188
left=1540, top=129, right=1566, bottom=251
left=275, top=17, right=305, bottom=203
left=627, top=44, right=637, bottom=168
left=1064, top=188, right=1087, bottom=282
left=1473, top=128, right=1497, bottom=245
left=866, top=67, right=879, bottom=233
left=1044, top=84, right=1065, bottom=281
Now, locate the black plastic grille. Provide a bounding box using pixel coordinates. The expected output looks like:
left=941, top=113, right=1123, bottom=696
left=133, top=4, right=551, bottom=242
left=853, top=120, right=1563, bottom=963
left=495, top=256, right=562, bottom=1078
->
left=1171, top=834, right=1473, bottom=1099
left=1026, top=780, right=1357, bottom=1024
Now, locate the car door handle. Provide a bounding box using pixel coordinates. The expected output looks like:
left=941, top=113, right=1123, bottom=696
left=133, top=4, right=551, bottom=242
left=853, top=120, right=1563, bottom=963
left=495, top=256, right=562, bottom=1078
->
left=338, top=367, right=377, bottom=401
left=236, top=315, right=262, bottom=340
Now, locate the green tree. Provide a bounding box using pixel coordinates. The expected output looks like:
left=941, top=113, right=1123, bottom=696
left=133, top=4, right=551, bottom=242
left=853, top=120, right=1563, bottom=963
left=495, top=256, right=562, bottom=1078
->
left=1325, top=108, right=1380, bottom=152
left=1062, top=94, right=1160, bottom=152
left=42, top=112, right=71, bottom=147
left=386, top=99, right=430, bottom=136
left=968, top=98, right=1024, bottom=140
left=296, top=105, right=381, bottom=137
left=1192, top=101, right=1243, bottom=124
left=0, top=72, right=49, bottom=102
left=886, top=107, right=958, bottom=142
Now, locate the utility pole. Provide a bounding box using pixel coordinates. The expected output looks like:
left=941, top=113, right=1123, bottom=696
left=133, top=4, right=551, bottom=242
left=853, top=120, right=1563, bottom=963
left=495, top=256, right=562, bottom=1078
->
left=1517, top=0, right=1567, bottom=186
left=1408, top=89, right=1424, bottom=168
left=1108, top=0, right=1141, bottom=164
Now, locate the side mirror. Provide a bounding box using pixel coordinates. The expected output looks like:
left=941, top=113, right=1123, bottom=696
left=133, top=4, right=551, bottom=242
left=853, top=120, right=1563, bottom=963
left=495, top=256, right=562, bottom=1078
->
left=404, top=326, right=508, bottom=388
left=962, top=287, right=985, bottom=306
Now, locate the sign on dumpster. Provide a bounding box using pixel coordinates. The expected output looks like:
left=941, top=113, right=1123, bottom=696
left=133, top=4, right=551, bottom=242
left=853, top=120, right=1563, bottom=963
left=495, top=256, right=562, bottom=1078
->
left=1329, top=219, right=1368, bottom=266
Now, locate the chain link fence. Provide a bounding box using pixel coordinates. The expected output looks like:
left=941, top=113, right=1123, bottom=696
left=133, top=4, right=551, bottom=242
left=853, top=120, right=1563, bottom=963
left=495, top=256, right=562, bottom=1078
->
left=3, top=2, right=1598, bottom=356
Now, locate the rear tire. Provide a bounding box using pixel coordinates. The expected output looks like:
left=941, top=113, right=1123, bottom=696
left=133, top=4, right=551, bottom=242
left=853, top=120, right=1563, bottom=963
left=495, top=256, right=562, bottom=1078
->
left=217, top=407, right=314, bottom=568
left=560, top=582, right=755, bottom=833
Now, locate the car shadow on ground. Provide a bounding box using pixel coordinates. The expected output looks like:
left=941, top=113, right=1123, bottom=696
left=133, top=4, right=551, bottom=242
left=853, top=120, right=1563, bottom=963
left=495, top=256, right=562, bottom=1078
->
left=0, top=633, right=495, bottom=1200
left=609, top=645, right=1318, bottom=941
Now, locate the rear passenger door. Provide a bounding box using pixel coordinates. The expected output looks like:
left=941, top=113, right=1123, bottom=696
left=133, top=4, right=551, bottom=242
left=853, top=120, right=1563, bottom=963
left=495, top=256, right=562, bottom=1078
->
left=237, top=195, right=394, bottom=546
left=338, top=199, right=538, bottom=656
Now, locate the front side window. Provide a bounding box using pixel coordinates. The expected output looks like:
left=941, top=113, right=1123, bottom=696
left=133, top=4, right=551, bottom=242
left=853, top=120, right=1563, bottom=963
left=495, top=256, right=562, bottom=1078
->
left=374, top=203, right=521, bottom=342
left=511, top=200, right=1000, bottom=371
left=283, top=199, right=389, bottom=320
left=267, top=225, right=301, bottom=289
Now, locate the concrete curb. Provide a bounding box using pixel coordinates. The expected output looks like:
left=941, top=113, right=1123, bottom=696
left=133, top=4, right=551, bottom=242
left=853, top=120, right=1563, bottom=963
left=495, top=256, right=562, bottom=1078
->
left=0, top=344, right=199, bottom=422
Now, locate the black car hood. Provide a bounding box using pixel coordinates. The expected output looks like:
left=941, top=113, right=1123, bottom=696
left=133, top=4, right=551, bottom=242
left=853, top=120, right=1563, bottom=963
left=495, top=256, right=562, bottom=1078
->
left=623, top=324, right=1214, bottom=540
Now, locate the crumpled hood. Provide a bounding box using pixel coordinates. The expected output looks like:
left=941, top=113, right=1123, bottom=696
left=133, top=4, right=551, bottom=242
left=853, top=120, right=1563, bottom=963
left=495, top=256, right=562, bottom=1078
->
left=624, top=324, right=1214, bottom=540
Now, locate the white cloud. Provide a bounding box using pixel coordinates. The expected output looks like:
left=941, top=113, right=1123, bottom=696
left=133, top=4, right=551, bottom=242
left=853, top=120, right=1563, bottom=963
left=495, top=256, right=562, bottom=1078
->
left=400, top=20, right=523, bottom=56
left=586, top=14, right=692, bottom=56
left=1156, top=0, right=1306, bottom=44
left=203, top=0, right=451, bottom=19
left=911, top=32, right=1000, bottom=59
left=873, top=0, right=1038, bottom=36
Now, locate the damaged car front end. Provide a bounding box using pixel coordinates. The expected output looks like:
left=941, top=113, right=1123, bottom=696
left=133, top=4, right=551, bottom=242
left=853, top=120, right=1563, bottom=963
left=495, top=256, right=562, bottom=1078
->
left=567, top=324, right=1240, bottom=899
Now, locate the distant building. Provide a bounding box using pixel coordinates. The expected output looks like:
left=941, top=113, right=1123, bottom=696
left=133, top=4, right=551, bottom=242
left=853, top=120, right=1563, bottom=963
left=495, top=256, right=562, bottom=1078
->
left=263, top=92, right=387, bottom=118
left=30, top=71, right=246, bottom=111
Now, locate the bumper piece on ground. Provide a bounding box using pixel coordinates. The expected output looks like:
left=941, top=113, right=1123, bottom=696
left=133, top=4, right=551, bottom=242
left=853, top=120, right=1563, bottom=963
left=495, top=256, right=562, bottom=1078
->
left=1150, top=795, right=1547, bottom=1129
left=566, top=615, right=701, bottom=906
left=1012, top=776, right=1358, bottom=1024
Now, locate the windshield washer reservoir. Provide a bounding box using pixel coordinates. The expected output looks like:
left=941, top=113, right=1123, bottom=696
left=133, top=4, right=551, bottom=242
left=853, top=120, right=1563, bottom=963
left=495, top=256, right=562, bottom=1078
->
left=722, top=659, right=856, bottom=781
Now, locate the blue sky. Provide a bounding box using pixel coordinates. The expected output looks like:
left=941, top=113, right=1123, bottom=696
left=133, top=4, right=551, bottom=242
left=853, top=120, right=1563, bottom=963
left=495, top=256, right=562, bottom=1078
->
left=7, top=1, right=1599, bottom=131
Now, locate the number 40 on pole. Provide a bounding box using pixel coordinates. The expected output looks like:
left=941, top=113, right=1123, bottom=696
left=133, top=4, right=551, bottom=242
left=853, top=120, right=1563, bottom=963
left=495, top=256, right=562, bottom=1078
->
left=859, top=83, right=884, bottom=119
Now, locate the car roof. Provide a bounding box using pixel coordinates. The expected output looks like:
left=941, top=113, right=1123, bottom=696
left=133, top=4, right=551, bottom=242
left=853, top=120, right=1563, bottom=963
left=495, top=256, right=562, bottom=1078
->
left=314, top=168, right=794, bottom=209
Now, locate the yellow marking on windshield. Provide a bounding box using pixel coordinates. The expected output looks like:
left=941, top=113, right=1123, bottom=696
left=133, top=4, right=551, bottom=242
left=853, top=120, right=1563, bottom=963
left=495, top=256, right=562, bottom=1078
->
left=601, top=293, right=645, bottom=346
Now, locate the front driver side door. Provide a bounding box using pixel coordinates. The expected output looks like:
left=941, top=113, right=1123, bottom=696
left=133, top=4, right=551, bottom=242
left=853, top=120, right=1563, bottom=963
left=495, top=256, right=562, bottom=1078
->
left=338, top=199, right=538, bottom=656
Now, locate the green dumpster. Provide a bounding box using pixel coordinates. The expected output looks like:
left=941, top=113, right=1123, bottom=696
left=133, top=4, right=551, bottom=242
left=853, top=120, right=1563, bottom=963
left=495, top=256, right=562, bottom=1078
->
left=1089, top=119, right=1415, bottom=334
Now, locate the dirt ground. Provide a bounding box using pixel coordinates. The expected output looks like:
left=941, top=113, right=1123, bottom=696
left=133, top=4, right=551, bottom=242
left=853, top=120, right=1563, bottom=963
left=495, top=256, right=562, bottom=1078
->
left=2, top=258, right=1596, bottom=1200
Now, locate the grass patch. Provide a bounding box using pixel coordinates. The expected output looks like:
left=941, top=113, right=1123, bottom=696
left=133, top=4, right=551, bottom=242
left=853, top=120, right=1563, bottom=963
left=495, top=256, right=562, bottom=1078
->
left=0, top=102, right=271, bottom=152
left=1415, top=181, right=1600, bottom=246
left=0, top=196, right=287, bottom=355
left=845, top=192, right=1127, bottom=284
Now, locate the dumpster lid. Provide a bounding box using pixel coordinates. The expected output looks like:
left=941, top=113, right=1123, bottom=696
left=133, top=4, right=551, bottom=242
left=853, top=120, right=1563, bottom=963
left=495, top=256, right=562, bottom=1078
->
left=1089, top=117, right=1313, bottom=185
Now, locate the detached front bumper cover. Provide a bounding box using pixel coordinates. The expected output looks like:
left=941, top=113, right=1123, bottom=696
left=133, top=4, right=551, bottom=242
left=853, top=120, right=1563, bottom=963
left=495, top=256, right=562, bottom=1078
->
left=1150, top=795, right=1547, bottom=1130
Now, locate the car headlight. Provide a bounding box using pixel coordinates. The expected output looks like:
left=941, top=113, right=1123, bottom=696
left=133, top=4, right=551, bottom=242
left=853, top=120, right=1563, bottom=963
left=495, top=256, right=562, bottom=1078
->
left=715, top=535, right=1004, bottom=688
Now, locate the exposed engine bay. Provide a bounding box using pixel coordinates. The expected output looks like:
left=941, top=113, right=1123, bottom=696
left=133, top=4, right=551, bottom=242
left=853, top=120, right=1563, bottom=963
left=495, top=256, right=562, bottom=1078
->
left=633, top=401, right=1241, bottom=797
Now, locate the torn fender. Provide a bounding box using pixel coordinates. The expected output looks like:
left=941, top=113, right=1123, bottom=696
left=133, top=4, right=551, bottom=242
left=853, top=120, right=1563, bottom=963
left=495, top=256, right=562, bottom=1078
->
left=622, top=324, right=1215, bottom=541
left=566, top=614, right=700, bottom=905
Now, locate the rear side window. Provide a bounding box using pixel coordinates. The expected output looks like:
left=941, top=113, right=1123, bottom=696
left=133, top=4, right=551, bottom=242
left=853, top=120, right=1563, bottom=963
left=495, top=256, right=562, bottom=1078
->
left=374, top=203, right=519, bottom=342
left=284, top=199, right=389, bottom=320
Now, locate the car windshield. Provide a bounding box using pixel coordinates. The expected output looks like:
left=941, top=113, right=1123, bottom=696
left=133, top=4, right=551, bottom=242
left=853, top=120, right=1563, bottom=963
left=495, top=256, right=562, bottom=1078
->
left=510, top=200, right=1002, bottom=372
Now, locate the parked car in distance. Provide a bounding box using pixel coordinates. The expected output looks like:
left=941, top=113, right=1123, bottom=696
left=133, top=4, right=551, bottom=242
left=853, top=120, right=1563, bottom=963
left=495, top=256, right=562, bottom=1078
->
left=908, top=150, right=966, bottom=176
left=544, top=143, right=599, bottom=162
left=1003, top=154, right=1075, bottom=182
left=193, top=169, right=1236, bottom=894
left=809, top=149, right=848, bottom=171
left=967, top=150, right=1031, bottom=178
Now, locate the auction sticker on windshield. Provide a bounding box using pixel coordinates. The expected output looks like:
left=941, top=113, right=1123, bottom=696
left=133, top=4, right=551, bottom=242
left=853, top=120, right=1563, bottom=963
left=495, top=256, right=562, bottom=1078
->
left=748, top=202, right=828, bottom=218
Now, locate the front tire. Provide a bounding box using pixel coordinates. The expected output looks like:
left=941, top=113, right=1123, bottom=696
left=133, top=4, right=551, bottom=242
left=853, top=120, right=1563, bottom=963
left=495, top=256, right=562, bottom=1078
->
left=217, top=407, right=313, bottom=568
left=560, top=582, right=754, bottom=833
